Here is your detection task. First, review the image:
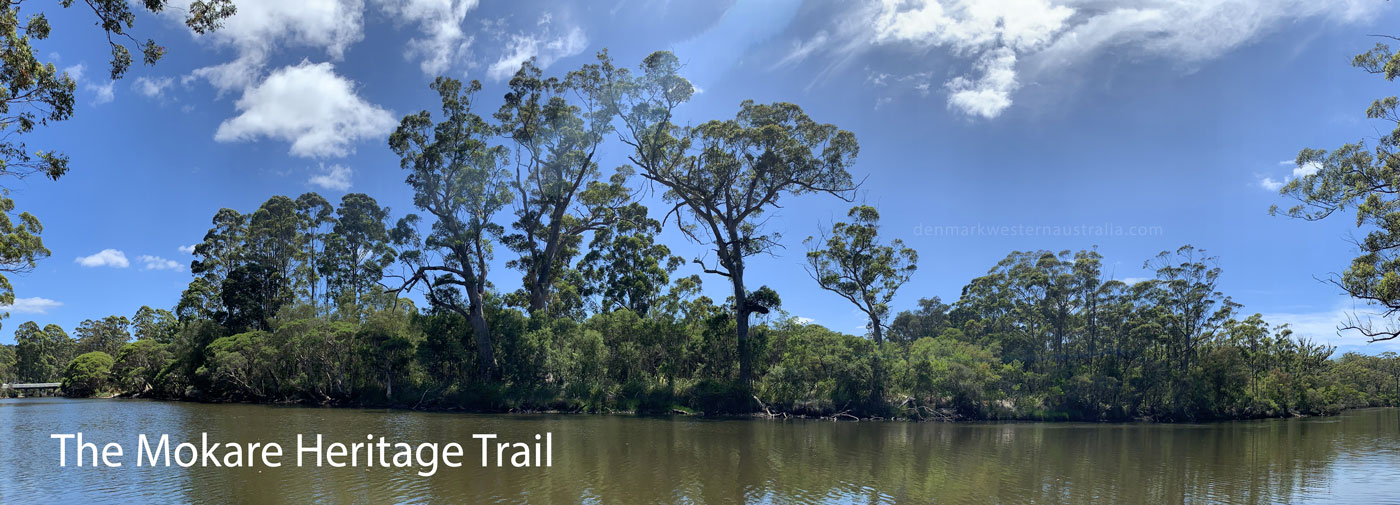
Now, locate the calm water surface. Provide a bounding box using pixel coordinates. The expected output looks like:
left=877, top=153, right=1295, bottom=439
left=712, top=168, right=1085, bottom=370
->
left=1, top=399, right=1398, bottom=504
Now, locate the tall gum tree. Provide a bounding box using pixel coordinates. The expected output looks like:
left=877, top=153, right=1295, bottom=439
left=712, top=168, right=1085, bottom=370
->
left=388, top=77, right=512, bottom=380
left=603, top=51, right=860, bottom=386
left=495, top=58, right=630, bottom=316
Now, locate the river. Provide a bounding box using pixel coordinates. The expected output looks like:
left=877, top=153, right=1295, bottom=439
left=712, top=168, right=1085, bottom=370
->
left=1, top=399, right=1397, bottom=503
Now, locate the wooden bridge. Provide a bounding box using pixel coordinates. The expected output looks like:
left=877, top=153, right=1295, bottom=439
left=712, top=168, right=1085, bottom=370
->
left=2, top=383, right=61, bottom=397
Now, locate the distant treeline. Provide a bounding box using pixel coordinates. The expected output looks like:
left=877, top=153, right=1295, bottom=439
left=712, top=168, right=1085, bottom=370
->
left=1, top=51, right=1396, bottom=421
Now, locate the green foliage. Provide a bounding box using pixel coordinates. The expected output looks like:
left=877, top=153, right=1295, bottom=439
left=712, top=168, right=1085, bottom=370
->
left=0, top=343, right=14, bottom=383
left=1277, top=41, right=1400, bottom=342
left=14, top=321, right=72, bottom=382
left=758, top=320, right=876, bottom=415
left=112, top=338, right=172, bottom=394
left=805, top=205, right=917, bottom=344
left=389, top=76, right=513, bottom=380
left=75, top=315, right=131, bottom=356
left=602, top=50, right=861, bottom=386
left=0, top=196, right=48, bottom=311
left=61, top=351, right=113, bottom=397
left=896, top=336, right=1009, bottom=418
left=496, top=58, right=628, bottom=316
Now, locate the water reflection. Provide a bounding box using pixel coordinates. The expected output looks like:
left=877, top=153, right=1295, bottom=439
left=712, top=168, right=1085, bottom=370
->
left=0, top=399, right=1396, bottom=504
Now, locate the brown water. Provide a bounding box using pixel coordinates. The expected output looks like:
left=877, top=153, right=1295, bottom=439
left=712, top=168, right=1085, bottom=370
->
left=1, top=399, right=1398, bottom=504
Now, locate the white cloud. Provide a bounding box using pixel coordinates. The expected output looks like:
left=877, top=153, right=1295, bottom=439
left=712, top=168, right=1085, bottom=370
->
left=178, top=244, right=197, bottom=254
left=486, top=22, right=588, bottom=81
left=62, top=63, right=85, bottom=82
left=0, top=297, right=62, bottom=315
left=309, top=163, right=353, bottom=191
left=187, top=0, right=366, bottom=92
left=377, top=0, right=480, bottom=75
left=1258, top=159, right=1322, bottom=192
left=133, top=76, right=174, bottom=98
left=1290, top=160, right=1322, bottom=178
left=214, top=61, right=396, bottom=158
left=815, top=0, right=1379, bottom=118
left=945, top=47, right=1018, bottom=119
left=137, top=255, right=184, bottom=271
left=190, top=53, right=268, bottom=95
left=87, top=80, right=115, bottom=105
left=75, top=249, right=129, bottom=268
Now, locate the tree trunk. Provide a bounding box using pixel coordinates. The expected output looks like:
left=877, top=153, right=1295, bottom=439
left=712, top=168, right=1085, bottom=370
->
left=870, top=313, right=884, bottom=346
left=731, top=265, right=752, bottom=388
left=527, top=206, right=569, bottom=315
left=465, top=289, right=498, bottom=381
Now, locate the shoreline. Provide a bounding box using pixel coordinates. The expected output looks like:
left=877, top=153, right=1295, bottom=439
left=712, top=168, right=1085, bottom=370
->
left=37, top=393, right=1365, bottom=426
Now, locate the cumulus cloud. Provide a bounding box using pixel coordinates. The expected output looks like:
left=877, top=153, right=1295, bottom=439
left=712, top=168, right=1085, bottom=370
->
left=309, top=163, right=353, bottom=191
left=187, top=0, right=366, bottom=92
left=486, top=19, right=587, bottom=81
left=377, top=0, right=480, bottom=75
left=178, top=244, right=197, bottom=254
left=75, top=249, right=130, bottom=268
left=137, top=255, right=184, bottom=271
left=806, top=0, right=1378, bottom=118
left=133, top=76, right=175, bottom=98
left=945, top=47, right=1018, bottom=119
left=0, top=297, right=63, bottom=314
left=214, top=61, right=396, bottom=158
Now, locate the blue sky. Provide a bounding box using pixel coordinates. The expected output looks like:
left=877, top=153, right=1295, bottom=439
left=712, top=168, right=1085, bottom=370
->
left=3, top=0, right=1398, bottom=354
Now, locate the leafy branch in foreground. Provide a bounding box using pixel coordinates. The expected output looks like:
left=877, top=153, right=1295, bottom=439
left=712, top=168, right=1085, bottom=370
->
left=1276, top=40, right=1400, bottom=341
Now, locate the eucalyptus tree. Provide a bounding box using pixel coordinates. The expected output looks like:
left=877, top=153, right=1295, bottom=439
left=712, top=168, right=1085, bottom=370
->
left=577, top=201, right=681, bottom=315
left=495, top=59, right=629, bottom=315
left=1276, top=41, right=1400, bottom=341
left=131, top=305, right=178, bottom=343
left=247, top=196, right=300, bottom=296
left=1143, top=245, right=1236, bottom=416
left=0, top=0, right=235, bottom=319
left=388, top=77, right=512, bottom=380
left=804, top=205, right=917, bottom=345
left=75, top=315, right=131, bottom=356
left=605, top=51, right=860, bottom=385
left=14, top=321, right=72, bottom=381
left=294, top=192, right=335, bottom=309
left=183, top=208, right=247, bottom=319
left=1034, top=251, right=1078, bottom=366
left=1072, top=249, right=1105, bottom=371
left=888, top=297, right=951, bottom=346
left=326, top=193, right=395, bottom=306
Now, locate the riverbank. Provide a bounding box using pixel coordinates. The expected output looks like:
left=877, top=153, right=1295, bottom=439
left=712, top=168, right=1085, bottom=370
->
left=89, top=384, right=1382, bottom=424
